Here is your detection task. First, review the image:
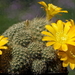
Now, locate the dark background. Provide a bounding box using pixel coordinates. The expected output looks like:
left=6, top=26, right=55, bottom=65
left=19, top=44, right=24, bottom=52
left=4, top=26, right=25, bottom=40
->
left=0, top=0, right=75, bottom=74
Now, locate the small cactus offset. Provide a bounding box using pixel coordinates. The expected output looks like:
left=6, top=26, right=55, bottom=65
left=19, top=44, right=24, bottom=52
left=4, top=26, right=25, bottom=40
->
left=8, top=45, right=30, bottom=74
left=31, top=59, right=47, bottom=74
left=12, top=30, right=32, bottom=47
left=41, top=46, right=56, bottom=61
left=0, top=18, right=67, bottom=74
left=28, top=41, right=43, bottom=59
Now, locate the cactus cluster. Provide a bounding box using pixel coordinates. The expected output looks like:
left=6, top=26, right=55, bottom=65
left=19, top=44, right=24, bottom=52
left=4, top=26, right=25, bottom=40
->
left=0, top=18, right=67, bottom=74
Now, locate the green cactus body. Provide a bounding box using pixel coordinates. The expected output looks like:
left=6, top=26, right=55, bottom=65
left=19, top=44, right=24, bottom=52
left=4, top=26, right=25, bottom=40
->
left=8, top=45, right=30, bottom=74
left=30, top=18, right=50, bottom=41
left=2, top=21, right=27, bottom=47
left=31, top=59, right=47, bottom=74
left=12, top=30, right=32, bottom=47
left=28, top=41, right=43, bottom=59
left=42, top=46, right=56, bottom=61
left=1, top=18, right=66, bottom=74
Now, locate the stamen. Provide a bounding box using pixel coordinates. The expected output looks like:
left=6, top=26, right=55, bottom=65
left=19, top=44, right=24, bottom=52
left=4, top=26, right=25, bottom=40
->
left=70, top=51, right=75, bottom=57
left=56, top=31, right=67, bottom=43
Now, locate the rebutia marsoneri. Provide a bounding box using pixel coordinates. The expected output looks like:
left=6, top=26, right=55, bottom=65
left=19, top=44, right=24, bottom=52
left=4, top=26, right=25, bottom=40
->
left=0, top=18, right=67, bottom=74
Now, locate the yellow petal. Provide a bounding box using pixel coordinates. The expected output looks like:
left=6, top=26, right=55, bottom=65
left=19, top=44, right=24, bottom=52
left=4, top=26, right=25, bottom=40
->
left=46, top=13, right=53, bottom=21
left=55, top=7, right=62, bottom=11
left=59, top=10, right=68, bottom=13
left=57, top=51, right=67, bottom=59
left=68, top=26, right=75, bottom=39
left=60, top=56, right=67, bottom=61
left=65, top=21, right=72, bottom=27
left=46, top=42, right=55, bottom=46
left=57, top=20, right=63, bottom=31
left=0, top=50, right=2, bottom=55
left=70, top=19, right=74, bottom=25
left=51, top=23, right=58, bottom=32
left=61, top=44, right=68, bottom=51
left=38, top=1, right=47, bottom=8
left=48, top=4, right=51, bottom=10
left=41, top=31, right=54, bottom=38
left=1, top=37, right=8, bottom=41
left=57, top=51, right=64, bottom=56
left=67, top=41, right=75, bottom=46
left=48, top=4, right=54, bottom=10
left=0, top=36, right=4, bottom=40
left=70, top=63, right=75, bottom=70
left=0, top=46, right=8, bottom=49
left=64, top=23, right=70, bottom=34
left=68, top=38, right=75, bottom=42
left=53, top=43, right=61, bottom=50
left=0, top=37, right=8, bottom=46
left=63, top=61, right=69, bottom=67
left=42, top=36, right=55, bottom=41
left=45, top=25, right=55, bottom=35
left=0, top=40, right=8, bottom=46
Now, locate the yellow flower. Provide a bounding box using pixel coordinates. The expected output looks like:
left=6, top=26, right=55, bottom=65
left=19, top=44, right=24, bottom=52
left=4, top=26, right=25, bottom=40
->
left=38, top=1, right=68, bottom=20
left=58, top=45, right=75, bottom=70
left=0, top=50, right=2, bottom=55
left=0, top=35, right=8, bottom=55
left=65, top=19, right=75, bottom=26
left=41, top=20, right=75, bottom=51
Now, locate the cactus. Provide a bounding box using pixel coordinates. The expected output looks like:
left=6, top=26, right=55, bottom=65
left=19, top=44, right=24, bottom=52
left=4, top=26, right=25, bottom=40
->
left=1, top=18, right=67, bottom=74
left=30, top=18, right=50, bottom=41
left=28, top=41, right=43, bottom=59
left=8, top=45, right=30, bottom=74
left=12, top=30, right=32, bottom=47
left=31, top=59, right=47, bottom=74
left=41, top=46, right=56, bottom=61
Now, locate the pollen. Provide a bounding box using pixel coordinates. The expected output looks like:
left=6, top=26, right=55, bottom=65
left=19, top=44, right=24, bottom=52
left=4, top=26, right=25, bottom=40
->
left=56, top=31, right=67, bottom=44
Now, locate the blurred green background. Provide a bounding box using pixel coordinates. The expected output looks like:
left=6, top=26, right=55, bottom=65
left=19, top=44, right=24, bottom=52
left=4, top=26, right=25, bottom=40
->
left=0, top=0, right=75, bottom=75
left=0, top=0, right=75, bottom=34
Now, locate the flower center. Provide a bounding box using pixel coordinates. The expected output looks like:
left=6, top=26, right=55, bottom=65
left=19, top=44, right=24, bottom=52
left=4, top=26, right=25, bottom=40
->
left=56, top=31, right=67, bottom=43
